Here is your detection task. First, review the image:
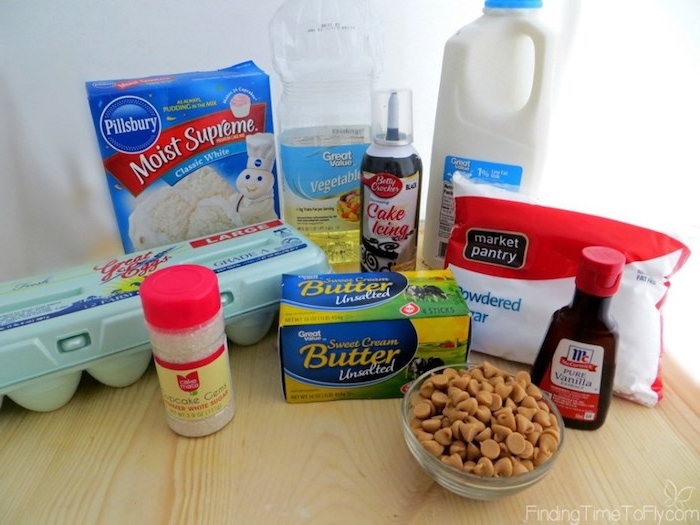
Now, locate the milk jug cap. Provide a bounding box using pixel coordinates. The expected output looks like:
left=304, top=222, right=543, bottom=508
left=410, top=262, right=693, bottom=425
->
left=485, top=0, right=542, bottom=8
left=575, top=247, right=626, bottom=298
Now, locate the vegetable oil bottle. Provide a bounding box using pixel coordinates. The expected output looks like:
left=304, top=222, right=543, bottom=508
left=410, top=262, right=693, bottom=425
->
left=269, top=0, right=380, bottom=270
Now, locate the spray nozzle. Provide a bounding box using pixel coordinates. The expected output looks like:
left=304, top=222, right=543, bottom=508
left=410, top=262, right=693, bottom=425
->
left=372, top=89, right=413, bottom=146
left=386, top=91, right=400, bottom=141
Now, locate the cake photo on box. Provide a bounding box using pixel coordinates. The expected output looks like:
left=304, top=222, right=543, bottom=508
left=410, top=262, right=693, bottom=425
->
left=86, top=61, right=281, bottom=253
left=128, top=133, right=278, bottom=250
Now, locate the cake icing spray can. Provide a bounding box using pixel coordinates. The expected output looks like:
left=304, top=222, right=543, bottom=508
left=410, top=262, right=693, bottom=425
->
left=360, top=89, right=422, bottom=272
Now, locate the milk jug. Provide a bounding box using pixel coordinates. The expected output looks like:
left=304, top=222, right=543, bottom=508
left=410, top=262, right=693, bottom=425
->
left=422, top=0, right=555, bottom=269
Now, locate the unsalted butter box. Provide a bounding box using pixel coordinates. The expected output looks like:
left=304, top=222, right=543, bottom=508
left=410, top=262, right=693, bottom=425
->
left=86, top=60, right=281, bottom=253
left=278, top=270, right=471, bottom=403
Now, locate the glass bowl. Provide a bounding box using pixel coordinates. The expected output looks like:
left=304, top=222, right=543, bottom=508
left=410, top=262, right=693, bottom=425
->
left=401, top=364, right=565, bottom=500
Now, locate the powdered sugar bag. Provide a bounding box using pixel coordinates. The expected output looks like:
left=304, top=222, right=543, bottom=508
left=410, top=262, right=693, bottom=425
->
left=445, top=174, right=690, bottom=406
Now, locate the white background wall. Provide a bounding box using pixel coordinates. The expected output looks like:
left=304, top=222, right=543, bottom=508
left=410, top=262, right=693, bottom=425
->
left=1, top=0, right=697, bottom=375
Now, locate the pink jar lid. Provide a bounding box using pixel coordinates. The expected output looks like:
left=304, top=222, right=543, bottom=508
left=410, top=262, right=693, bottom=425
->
left=575, top=246, right=626, bottom=297
left=140, top=264, right=221, bottom=330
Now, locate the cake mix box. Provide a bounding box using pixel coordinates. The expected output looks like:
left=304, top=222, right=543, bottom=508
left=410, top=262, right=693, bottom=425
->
left=86, top=61, right=280, bottom=253
left=279, top=270, right=471, bottom=403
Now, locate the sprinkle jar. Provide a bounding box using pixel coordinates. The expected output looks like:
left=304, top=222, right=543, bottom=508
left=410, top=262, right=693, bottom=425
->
left=140, top=264, right=235, bottom=437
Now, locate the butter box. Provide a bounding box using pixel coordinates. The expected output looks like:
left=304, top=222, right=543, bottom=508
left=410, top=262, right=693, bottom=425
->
left=86, top=60, right=281, bottom=253
left=278, top=270, right=471, bottom=403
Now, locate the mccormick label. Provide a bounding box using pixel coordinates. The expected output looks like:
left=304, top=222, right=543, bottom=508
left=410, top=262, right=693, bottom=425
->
left=86, top=61, right=281, bottom=253
left=537, top=338, right=606, bottom=422
left=278, top=270, right=471, bottom=403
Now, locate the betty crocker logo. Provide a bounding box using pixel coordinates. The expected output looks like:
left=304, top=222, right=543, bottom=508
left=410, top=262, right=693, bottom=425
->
left=363, top=172, right=402, bottom=199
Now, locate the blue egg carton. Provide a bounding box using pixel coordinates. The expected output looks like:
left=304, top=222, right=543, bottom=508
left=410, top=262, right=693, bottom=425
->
left=0, top=220, right=330, bottom=412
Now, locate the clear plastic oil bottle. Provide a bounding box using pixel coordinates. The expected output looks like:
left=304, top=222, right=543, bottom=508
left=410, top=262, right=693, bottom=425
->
left=269, top=0, right=380, bottom=270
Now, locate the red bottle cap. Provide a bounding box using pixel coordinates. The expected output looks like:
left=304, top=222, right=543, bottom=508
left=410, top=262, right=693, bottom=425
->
left=575, top=246, right=626, bottom=297
left=139, top=264, right=221, bottom=330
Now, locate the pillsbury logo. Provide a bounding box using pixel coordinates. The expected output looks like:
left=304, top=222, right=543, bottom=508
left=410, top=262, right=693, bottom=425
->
left=99, top=96, right=161, bottom=153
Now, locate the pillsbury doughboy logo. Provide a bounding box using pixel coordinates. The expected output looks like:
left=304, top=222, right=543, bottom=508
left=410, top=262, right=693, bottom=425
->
left=99, top=96, right=161, bottom=153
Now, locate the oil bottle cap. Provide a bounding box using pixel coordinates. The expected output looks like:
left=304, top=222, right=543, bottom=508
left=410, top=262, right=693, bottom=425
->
left=371, top=89, right=413, bottom=146
left=140, top=264, right=222, bottom=330
left=485, top=0, right=542, bottom=8
left=575, top=247, right=626, bottom=297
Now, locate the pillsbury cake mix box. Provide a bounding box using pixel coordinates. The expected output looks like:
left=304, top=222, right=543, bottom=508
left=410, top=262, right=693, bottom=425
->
left=279, top=270, right=471, bottom=403
left=86, top=61, right=281, bottom=253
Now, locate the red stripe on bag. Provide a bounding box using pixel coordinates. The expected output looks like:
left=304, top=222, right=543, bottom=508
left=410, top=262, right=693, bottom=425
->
left=447, top=195, right=690, bottom=281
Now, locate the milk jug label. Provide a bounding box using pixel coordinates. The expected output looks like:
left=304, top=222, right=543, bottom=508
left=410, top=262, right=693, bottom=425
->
left=444, top=155, right=523, bottom=191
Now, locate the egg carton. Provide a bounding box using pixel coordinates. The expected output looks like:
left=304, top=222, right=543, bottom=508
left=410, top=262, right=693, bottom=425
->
left=0, top=220, right=330, bottom=412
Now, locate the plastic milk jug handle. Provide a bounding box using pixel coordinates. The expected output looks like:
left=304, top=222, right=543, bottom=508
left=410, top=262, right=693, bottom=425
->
left=453, top=22, right=552, bottom=139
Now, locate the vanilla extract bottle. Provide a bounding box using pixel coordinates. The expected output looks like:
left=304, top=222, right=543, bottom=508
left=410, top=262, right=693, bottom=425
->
left=360, top=90, right=422, bottom=272
left=531, top=246, right=626, bottom=430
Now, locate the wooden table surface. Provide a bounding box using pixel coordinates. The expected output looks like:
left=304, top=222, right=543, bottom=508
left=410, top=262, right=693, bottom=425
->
left=1, top=323, right=699, bottom=524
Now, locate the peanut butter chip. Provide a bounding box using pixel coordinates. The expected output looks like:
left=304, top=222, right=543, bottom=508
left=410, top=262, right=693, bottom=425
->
left=419, top=380, right=435, bottom=398
left=449, top=385, right=469, bottom=405
left=413, top=400, right=433, bottom=419
left=431, top=390, right=449, bottom=409
left=480, top=439, right=501, bottom=460
left=505, top=432, right=527, bottom=455
left=442, top=453, right=464, bottom=470
left=475, top=390, right=492, bottom=406
left=494, top=457, right=514, bottom=478
left=450, top=440, right=468, bottom=460
left=431, top=373, right=451, bottom=390
left=512, top=459, right=529, bottom=475
left=538, top=433, right=559, bottom=455
left=422, top=417, right=442, bottom=433
left=435, top=427, right=453, bottom=447
left=492, top=424, right=513, bottom=440
left=422, top=439, right=444, bottom=457
left=473, top=457, right=495, bottom=477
